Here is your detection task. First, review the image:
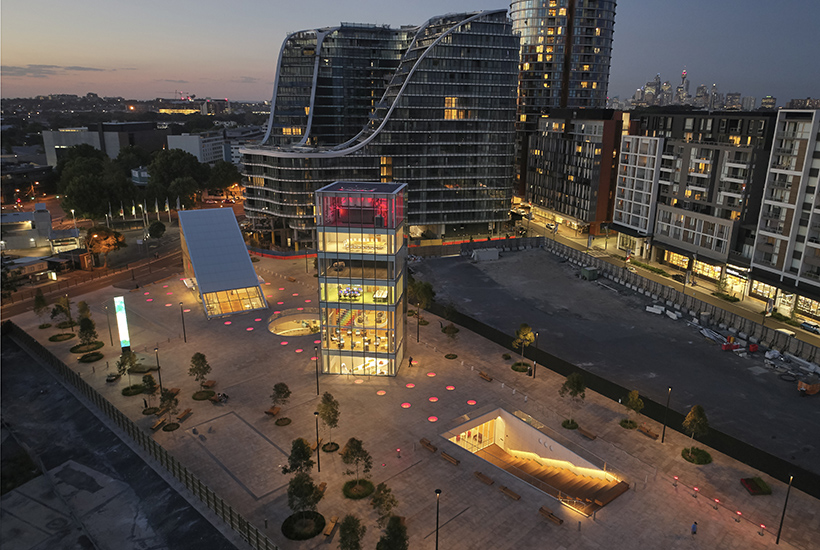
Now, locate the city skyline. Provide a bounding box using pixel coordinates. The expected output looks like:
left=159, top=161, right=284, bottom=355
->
left=2, top=0, right=818, bottom=103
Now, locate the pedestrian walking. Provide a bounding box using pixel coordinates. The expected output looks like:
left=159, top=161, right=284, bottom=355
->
left=409, top=356, right=414, bottom=366
left=691, top=521, right=697, bottom=535
left=143, top=398, right=148, bottom=409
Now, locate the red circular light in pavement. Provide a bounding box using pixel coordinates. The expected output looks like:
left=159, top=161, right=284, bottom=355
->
left=467, top=400, right=477, bottom=405
left=401, top=402, right=411, bottom=409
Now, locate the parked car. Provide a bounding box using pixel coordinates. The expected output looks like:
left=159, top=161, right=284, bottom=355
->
left=800, top=321, right=820, bottom=334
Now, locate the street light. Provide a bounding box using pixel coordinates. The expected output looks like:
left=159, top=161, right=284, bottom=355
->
left=435, top=489, right=442, bottom=550
left=314, top=346, right=320, bottom=395
left=776, top=475, right=794, bottom=544
left=154, top=347, right=163, bottom=394
left=661, top=386, right=672, bottom=443
left=533, top=331, right=539, bottom=379
left=179, top=302, right=187, bottom=343
left=314, top=412, right=321, bottom=473
left=104, top=305, right=114, bottom=346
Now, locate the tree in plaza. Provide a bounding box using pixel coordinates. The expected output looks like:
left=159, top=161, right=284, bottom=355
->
left=116, top=350, right=141, bottom=386
left=50, top=295, right=75, bottom=328
left=77, top=300, right=91, bottom=320
left=271, top=382, right=292, bottom=410
left=682, top=405, right=709, bottom=458
left=407, top=278, right=435, bottom=321
left=78, top=317, right=98, bottom=347
left=148, top=220, right=166, bottom=239
left=286, top=472, right=323, bottom=514
left=623, top=390, right=644, bottom=421
left=558, top=372, right=586, bottom=424
left=512, top=323, right=535, bottom=364
left=158, top=387, right=179, bottom=423
left=85, top=226, right=127, bottom=268
left=33, top=288, right=49, bottom=324
left=341, top=437, right=373, bottom=488
left=282, top=438, right=314, bottom=475
left=338, top=515, right=367, bottom=550
left=317, top=392, right=340, bottom=446
left=371, top=482, right=399, bottom=528
left=207, top=160, right=241, bottom=194
left=376, top=515, right=409, bottom=550
left=187, top=352, right=212, bottom=388
left=142, top=374, right=159, bottom=406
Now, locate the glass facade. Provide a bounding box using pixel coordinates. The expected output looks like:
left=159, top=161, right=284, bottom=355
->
left=316, top=182, right=407, bottom=376
left=242, top=11, right=518, bottom=249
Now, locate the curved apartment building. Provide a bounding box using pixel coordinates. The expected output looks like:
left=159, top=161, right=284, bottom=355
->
left=242, top=10, right=518, bottom=249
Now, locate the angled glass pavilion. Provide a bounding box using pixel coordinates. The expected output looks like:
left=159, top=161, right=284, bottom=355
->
left=179, top=208, right=268, bottom=319
left=316, top=182, right=407, bottom=376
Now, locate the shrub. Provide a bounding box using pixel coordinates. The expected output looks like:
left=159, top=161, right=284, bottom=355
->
left=741, top=477, right=772, bottom=495
left=163, top=423, right=180, bottom=432
left=142, top=407, right=159, bottom=415
left=562, top=419, right=578, bottom=430
left=38, top=323, right=52, bottom=329
left=343, top=479, right=375, bottom=499
left=276, top=417, right=292, bottom=426
left=79, top=352, right=103, bottom=363
left=511, top=361, right=530, bottom=372
left=48, top=333, right=76, bottom=342
left=322, top=442, right=340, bottom=453
left=192, top=390, right=216, bottom=401
left=122, top=384, right=145, bottom=396
left=418, top=319, right=429, bottom=326
left=441, top=323, right=459, bottom=335
left=619, top=419, right=637, bottom=429
left=444, top=353, right=458, bottom=360
left=281, top=511, right=325, bottom=541
left=502, top=353, right=511, bottom=360
left=70, top=341, right=104, bottom=354
left=681, top=447, right=712, bottom=464
left=56, top=320, right=77, bottom=329
left=712, top=292, right=740, bottom=303
left=628, top=260, right=669, bottom=277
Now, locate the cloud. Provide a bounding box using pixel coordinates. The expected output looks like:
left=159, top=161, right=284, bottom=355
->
left=159, top=79, right=189, bottom=84
left=235, top=76, right=260, bottom=84
left=1, top=64, right=107, bottom=78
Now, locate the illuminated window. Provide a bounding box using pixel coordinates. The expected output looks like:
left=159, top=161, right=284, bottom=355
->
left=582, top=65, right=590, bottom=71
left=595, top=28, right=601, bottom=36
left=559, top=7, right=566, bottom=15
left=536, top=45, right=544, bottom=53
left=581, top=82, right=589, bottom=89
left=729, top=136, right=741, bottom=145
left=282, top=127, right=303, bottom=136
left=522, top=62, right=530, bottom=71
left=547, top=28, right=555, bottom=35
left=304, top=107, right=310, bottom=115
left=445, top=97, right=457, bottom=108
left=520, top=114, right=527, bottom=122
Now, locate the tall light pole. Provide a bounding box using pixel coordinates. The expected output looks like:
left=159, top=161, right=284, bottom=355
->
left=776, top=475, right=794, bottom=544
left=70, top=209, right=79, bottom=266
left=314, top=346, right=320, bottom=395
left=435, top=489, right=442, bottom=550
left=533, top=331, right=539, bottom=379
left=105, top=305, right=114, bottom=346
left=314, top=412, right=321, bottom=473
left=661, top=386, right=672, bottom=443
left=179, top=302, right=187, bottom=343
left=154, top=347, right=163, bottom=394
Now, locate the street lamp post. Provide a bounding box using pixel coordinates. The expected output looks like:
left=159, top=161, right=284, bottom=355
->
left=179, top=302, right=187, bottom=343
left=314, top=346, right=320, bottom=395
left=314, top=412, right=321, bottom=473
left=154, top=347, right=163, bottom=394
left=105, top=305, right=114, bottom=346
left=776, top=475, right=794, bottom=544
left=435, top=489, right=442, bottom=550
left=533, top=332, right=539, bottom=379
left=661, top=386, right=672, bottom=443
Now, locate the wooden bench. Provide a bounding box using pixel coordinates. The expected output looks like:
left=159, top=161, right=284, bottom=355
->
left=441, top=452, right=460, bottom=466
left=155, top=407, right=168, bottom=417
left=638, top=424, right=659, bottom=440
left=177, top=408, right=192, bottom=421
left=578, top=427, right=597, bottom=440
left=209, top=395, right=220, bottom=404
left=474, top=471, right=494, bottom=486
left=151, top=418, right=166, bottom=431
left=323, top=516, right=338, bottom=536
left=479, top=371, right=493, bottom=382
left=499, top=486, right=520, bottom=501
left=539, top=506, right=564, bottom=525
left=167, top=387, right=180, bottom=397
left=265, top=406, right=281, bottom=417
left=311, top=438, right=323, bottom=452
left=420, top=438, right=438, bottom=453
left=317, top=482, right=327, bottom=495
left=287, top=276, right=297, bottom=282
left=202, top=380, right=216, bottom=389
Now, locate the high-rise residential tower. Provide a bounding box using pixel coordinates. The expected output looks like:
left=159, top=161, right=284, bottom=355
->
left=242, top=11, right=518, bottom=249
left=510, top=0, right=617, bottom=194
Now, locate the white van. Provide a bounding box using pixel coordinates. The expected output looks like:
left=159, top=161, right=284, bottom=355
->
left=775, top=328, right=796, bottom=337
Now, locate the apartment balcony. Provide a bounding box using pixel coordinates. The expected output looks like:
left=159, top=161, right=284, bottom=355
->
left=803, top=255, right=820, bottom=268
left=725, top=160, right=749, bottom=169
left=774, top=147, right=796, bottom=156
left=802, top=270, right=820, bottom=281
left=771, top=163, right=797, bottom=171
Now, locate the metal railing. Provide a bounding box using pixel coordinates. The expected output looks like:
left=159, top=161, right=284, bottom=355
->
left=4, top=321, right=278, bottom=550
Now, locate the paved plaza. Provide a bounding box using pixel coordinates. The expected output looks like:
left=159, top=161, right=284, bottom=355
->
left=6, top=254, right=820, bottom=550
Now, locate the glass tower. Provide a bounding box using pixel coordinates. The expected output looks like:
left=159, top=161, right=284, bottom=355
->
left=242, top=10, right=518, bottom=249
left=316, top=182, right=407, bottom=376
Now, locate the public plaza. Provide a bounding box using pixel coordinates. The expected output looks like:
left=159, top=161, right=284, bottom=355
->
left=5, top=252, right=820, bottom=550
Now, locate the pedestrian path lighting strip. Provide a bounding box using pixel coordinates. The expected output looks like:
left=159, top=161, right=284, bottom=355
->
left=114, top=296, right=131, bottom=351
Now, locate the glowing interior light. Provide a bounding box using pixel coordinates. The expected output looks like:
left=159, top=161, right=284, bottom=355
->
left=114, top=296, right=131, bottom=348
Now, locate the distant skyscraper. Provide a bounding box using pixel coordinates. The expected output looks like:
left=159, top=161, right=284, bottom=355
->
left=510, top=0, right=617, bottom=195
left=674, top=69, right=690, bottom=104
left=760, top=96, right=777, bottom=110
left=786, top=98, right=820, bottom=109
left=741, top=96, right=757, bottom=111
left=242, top=11, right=518, bottom=249
left=725, top=92, right=742, bottom=111
left=694, top=85, right=709, bottom=108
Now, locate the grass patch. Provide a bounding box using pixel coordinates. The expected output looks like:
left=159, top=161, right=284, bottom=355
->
left=322, top=442, right=340, bottom=453
left=192, top=390, right=216, bottom=401
left=682, top=447, right=713, bottom=465
left=418, top=319, right=430, bottom=326
left=620, top=419, right=637, bottom=429
left=38, top=323, right=52, bottom=329
left=712, top=292, right=740, bottom=303
left=79, top=352, right=103, bottom=363
left=142, top=407, right=159, bottom=415
left=56, top=320, right=77, bottom=329
left=343, top=479, right=375, bottom=499
left=70, top=341, right=104, bottom=353
left=407, top=310, right=416, bottom=317
left=441, top=323, right=459, bottom=335
left=48, top=333, right=76, bottom=342
left=129, top=364, right=156, bottom=374
left=0, top=441, right=41, bottom=496
left=741, top=477, right=772, bottom=495
left=766, top=312, right=802, bottom=327
left=121, top=384, right=145, bottom=397
left=445, top=353, right=458, bottom=360
left=502, top=353, right=511, bottom=360
left=511, top=361, right=530, bottom=373
left=275, top=417, right=292, bottom=426
left=562, top=419, right=579, bottom=430
left=162, top=423, right=180, bottom=432
left=628, top=260, right=669, bottom=277
left=281, top=511, right=325, bottom=541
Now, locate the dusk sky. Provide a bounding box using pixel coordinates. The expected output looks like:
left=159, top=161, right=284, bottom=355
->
left=2, top=0, right=818, bottom=105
